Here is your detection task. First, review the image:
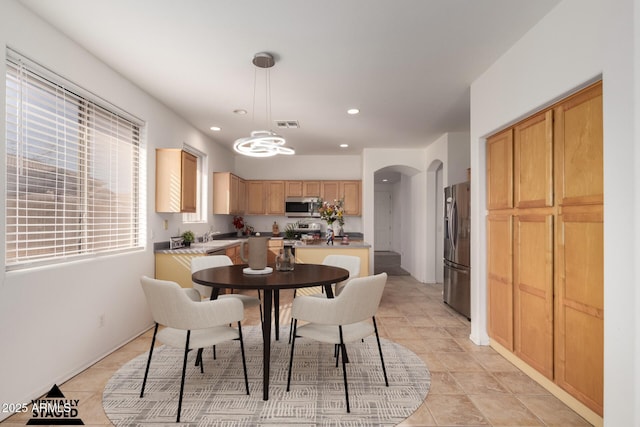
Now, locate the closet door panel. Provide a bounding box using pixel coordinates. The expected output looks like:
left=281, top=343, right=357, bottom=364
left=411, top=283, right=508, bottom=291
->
left=513, top=214, right=554, bottom=379
left=555, top=207, right=603, bottom=416
left=514, top=111, right=553, bottom=208
left=555, top=82, right=603, bottom=206
left=486, top=130, right=513, bottom=210
left=487, top=214, right=513, bottom=350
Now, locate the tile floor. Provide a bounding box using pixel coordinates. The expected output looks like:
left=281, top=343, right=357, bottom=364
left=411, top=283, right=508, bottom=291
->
left=1, top=274, right=592, bottom=426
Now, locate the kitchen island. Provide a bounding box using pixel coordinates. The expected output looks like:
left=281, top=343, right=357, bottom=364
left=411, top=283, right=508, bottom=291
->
left=154, top=237, right=371, bottom=287
left=293, top=240, right=371, bottom=277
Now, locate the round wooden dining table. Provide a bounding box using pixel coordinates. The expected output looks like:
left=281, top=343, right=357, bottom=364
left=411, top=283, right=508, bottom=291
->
left=192, top=263, right=349, bottom=401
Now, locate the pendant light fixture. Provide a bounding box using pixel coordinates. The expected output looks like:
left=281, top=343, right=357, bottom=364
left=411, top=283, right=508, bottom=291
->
left=234, top=52, right=294, bottom=157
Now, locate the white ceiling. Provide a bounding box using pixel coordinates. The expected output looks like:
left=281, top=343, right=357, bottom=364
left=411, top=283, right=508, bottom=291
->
left=19, top=0, right=560, bottom=156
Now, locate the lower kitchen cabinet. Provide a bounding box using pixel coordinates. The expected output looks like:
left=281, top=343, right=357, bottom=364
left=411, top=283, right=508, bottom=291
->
left=267, top=239, right=284, bottom=265
left=226, top=244, right=242, bottom=265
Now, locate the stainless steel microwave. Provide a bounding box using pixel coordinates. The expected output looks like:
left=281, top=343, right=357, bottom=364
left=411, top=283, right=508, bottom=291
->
left=285, top=197, right=320, bottom=218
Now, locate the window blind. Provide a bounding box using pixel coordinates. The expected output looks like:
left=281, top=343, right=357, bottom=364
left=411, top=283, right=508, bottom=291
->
left=5, top=49, right=144, bottom=270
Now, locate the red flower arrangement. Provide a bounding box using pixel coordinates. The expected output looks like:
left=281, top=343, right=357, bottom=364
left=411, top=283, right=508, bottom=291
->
left=232, top=215, right=245, bottom=230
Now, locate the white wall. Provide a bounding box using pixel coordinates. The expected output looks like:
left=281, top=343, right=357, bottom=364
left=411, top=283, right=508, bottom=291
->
left=446, top=131, right=471, bottom=184
left=362, top=133, right=469, bottom=284
left=470, top=0, right=638, bottom=424
left=0, top=1, right=234, bottom=416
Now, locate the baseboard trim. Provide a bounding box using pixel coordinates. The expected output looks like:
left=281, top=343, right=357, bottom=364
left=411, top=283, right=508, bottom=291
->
left=489, top=339, right=603, bottom=427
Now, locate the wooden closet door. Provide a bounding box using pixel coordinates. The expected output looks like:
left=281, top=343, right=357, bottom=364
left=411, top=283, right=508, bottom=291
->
left=486, top=129, right=513, bottom=210
left=514, top=110, right=553, bottom=208
left=513, top=214, right=554, bottom=379
left=555, top=82, right=603, bottom=206
left=555, top=206, right=603, bottom=415
left=487, top=214, right=513, bottom=350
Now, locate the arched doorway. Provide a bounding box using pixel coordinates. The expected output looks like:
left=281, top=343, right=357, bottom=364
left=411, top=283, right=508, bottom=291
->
left=373, top=165, right=420, bottom=276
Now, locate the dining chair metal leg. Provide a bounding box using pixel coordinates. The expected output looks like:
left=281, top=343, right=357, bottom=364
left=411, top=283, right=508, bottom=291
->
left=372, top=316, right=389, bottom=386
left=338, top=326, right=350, bottom=413
left=257, top=290, right=264, bottom=325
left=140, top=323, right=159, bottom=398
left=288, top=289, right=298, bottom=344
left=195, top=348, right=204, bottom=373
left=237, top=321, right=250, bottom=395
left=176, top=330, right=191, bottom=423
left=286, top=319, right=298, bottom=391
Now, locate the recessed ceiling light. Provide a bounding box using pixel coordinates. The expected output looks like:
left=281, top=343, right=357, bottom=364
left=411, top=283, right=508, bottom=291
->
left=347, top=108, right=360, bottom=115
left=340, top=144, right=349, bottom=148
left=210, top=126, right=221, bottom=131
left=233, top=109, right=248, bottom=115
left=382, top=179, right=389, bottom=182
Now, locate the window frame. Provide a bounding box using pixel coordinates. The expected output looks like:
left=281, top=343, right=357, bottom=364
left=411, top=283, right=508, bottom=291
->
left=181, top=144, right=207, bottom=224
left=5, top=48, right=146, bottom=271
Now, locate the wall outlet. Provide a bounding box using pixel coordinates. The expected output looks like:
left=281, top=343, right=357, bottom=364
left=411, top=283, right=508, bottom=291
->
left=163, top=219, right=169, bottom=230
left=99, top=314, right=105, bottom=328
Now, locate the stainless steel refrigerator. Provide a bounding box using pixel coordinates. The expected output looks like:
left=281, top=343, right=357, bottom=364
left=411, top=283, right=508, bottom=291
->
left=443, top=181, right=471, bottom=319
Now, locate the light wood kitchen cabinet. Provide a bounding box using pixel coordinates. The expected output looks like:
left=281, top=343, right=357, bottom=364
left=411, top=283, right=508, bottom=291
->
left=321, top=180, right=361, bottom=215
left=485, top=81, right=603, bottom=418
left=286, top=180, right=322, bottom=198
left=213, top=172, right=245, bottom=215
left=246, top=180, right=266, bottom=215
left=155, top=149, right=197, bottom=213
left=303, top=181, right=321, bottom=197
left=321, top=181, right=340, bottom=203
left=265, top=181, right=285, bottom=215
left=286, top=181, right=303, bottom=197
left=246, top=180, right=285, bottom=215
left=486, top=129, right=513, bottom=210
left=514, top=213, right=554, bottom=379
left=514, top=111, right=553, bottom=208
left=555, top=206, right=603, bottom=415
left=555, top=83, right=603, bottom=207
left=226, top=244, right=242, bottom=264
left=267, top=239, right=284, bottom=264
left=340, top=181, right=361, bottom=215
left=487, top=213, right=514, bottom=351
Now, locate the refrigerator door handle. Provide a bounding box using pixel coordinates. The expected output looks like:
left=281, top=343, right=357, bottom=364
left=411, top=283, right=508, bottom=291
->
left=444, top=261, right=469, bottom=273
left=450, top=198, right=457, bottom=253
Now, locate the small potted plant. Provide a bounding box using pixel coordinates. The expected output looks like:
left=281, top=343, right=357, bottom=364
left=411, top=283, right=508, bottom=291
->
left=181, top=230, right=195, bottom=247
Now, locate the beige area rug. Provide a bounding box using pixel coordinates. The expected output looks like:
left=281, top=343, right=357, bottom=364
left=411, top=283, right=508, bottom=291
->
left=102, top=324, right=430, bottom=426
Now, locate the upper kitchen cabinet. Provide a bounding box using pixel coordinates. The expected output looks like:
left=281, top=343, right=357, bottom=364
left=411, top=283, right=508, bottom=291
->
left=555, top=82, right=603, bottom=207
left=486, top=129, right=513, bottom=210
left=286, top=181, right=321, bottom=198
left=213, top=172, right=245, bottom=215
left=246, top=180, right=285, bottom=215
left=321, top=180, right=361, bottom=216
left=266, top=181, right=285, bottom=215
left=246, top=180, right=265, bottom=215
left=155, top=149, right=197, bottom=213
left=514, top=110, right=553, bottom=208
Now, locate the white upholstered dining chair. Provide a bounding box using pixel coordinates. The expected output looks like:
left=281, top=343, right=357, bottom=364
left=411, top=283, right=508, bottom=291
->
left=191, top=255, right=263, bottom=323
left=286, top=272, right=389, bottom=413
left=139, top=276, right=249, bottom=423
left=288, top=254, right=360, bottom=343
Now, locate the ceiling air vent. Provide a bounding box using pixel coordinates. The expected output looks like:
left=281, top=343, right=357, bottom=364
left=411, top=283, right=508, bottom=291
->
left=275, top=120, right=299, bottom=129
